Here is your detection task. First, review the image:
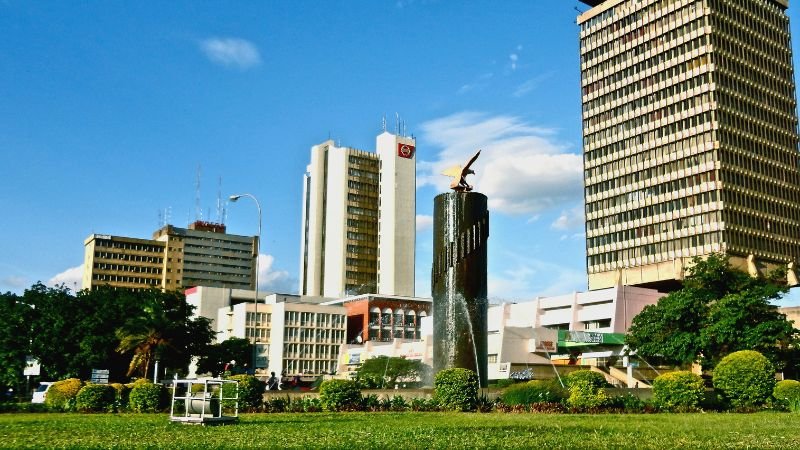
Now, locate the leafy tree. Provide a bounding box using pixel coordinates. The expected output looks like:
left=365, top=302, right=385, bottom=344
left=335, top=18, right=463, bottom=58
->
left=195, top=338, right=252, bottom=377
left=0, top=291, right=31, bottom=394
left=116, top=290, right=213, bottom=380
left=356, top=356, right=429, bottom=388
left=626, top=254, right=798, bottom=369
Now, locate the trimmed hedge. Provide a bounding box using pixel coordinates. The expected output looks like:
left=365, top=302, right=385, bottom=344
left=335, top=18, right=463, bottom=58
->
left=318, top=379, right=361, bottom=412
left=224, top=375, right=265, bottom=410
left=773, top=379, right=800, bottom=412
left=45, top=378, right=84, bottom=411
left=434, top=368, right=478, bottom=412
left=76, top=384, right=116, bottom=412
left=652, top=371, right=704, bottom=411
left=500, top=380, right=567, bottom=406
left=128, top=380, right=166, bottom=413
left=713, top=350, right=775, bottom=409
left=563, top=370, right=608, bottom=390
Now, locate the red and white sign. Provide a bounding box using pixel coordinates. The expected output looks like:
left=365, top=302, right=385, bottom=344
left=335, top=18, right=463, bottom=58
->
left=398, top=143, right=415, bottom=159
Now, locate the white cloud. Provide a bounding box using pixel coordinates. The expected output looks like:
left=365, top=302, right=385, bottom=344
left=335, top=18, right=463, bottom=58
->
left=1, top=275, right=28, bottom=290
left=513, top=72, right=554, bottom=98
left=457, top=72, right=493, bottom=95
left=488, top=255, right=585, bottom=302
left=256, top=254, right=295, bottom=293
left=509, top=53, right=518, bottom=70
left=418, top=112, right=583, bottom=216
left=416, top=215, right=433, bottom=232
left=551, top=205, right=585, bottom=230
left=47, top=265, right=83, bottom=291
left=200, top=38, right=261, bottom=69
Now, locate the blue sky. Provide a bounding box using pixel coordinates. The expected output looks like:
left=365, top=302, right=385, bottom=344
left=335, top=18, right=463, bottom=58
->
left=2, top=1, right=799, bottom=306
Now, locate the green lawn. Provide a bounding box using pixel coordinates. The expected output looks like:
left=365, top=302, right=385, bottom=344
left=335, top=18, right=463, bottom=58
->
left=1, top=412, right=798, bottom=449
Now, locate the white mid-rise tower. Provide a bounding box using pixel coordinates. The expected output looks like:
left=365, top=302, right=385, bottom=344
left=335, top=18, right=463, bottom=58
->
left=299, top=131, right=416, bottom=298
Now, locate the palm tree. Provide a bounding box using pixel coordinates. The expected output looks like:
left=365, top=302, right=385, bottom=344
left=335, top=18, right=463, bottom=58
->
left=115, top=295, right=174, bottom=379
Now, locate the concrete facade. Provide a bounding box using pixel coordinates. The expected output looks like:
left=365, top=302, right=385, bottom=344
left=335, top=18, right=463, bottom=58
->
left=299, top=131, right=416, bottom=298
left=83, top=221, right=256, bottom=291
left=579, top=0, right=800, bottom=290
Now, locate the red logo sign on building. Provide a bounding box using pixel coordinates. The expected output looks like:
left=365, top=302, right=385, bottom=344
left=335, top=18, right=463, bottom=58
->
left=398, top=143, right=415, bottom=159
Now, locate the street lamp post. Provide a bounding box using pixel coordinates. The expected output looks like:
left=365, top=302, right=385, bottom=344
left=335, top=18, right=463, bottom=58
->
left=229, top=193, right=262, bottom=375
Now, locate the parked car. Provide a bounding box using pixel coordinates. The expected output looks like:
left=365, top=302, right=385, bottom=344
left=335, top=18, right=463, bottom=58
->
left=31, top=382, right=53, bottom=404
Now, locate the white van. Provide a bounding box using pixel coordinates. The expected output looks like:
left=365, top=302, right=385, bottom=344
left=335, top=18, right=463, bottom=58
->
left=31, top=382, right=53, bottom=404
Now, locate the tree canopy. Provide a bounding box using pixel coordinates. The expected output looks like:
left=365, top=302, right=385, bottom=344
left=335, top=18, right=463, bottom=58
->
left=625, top=254, right=798, bottom=370
left=0, top=283, right=214, bottom=390
left=195, top=337, right=252, bottom=377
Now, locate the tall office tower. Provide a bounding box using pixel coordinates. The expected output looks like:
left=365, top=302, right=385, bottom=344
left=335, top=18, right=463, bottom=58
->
left=83, top=221, right=256, bottom=291
left=578, top=0, right=800, bottom=291
left=299, top=131, right=416, bottom=298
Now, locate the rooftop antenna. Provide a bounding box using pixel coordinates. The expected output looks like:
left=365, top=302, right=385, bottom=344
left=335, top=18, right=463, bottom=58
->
left=216, top=176, right=223, bottom=223
left=158, top=209, right=163, bottom=228
left=382, top=114, right=387, bottom=132
left=194, top=165, right=202, bottom=222
left=395, top=112, right=400, bottom=135
left=166, top=207, right=171, bottom=226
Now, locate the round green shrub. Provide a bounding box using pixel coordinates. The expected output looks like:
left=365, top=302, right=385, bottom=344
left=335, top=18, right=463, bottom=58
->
left=76, top=384, right=116, bottom=412
left=45, top=378, right=84, bottom=411
left=129, top=381, right=166, bottom=413
left=318, top=379, right=361, bottom=412
left=566, top=379, right=608, bottom=410
left=434, top=368, right=478, bottom=412
left=500, top=379, right=566, bottom=406
left=652, top=371, right=705, bottom=411
left=563, top=370, right=608, bottom=390
left=223, top=375, right=265, bottom=410
left=713, top=350, right=776, bottom=409
left=773, top=379, right=800, bottom=412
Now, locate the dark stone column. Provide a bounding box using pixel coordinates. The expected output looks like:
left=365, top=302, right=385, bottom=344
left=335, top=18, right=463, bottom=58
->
left=431, top=192, right=489, bottom=387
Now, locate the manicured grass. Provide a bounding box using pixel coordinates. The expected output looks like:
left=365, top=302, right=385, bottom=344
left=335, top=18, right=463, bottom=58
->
left=1, top=412, right=798, bottom=449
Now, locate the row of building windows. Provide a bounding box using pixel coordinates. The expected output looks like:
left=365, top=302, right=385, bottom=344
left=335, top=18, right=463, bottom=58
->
left=348, top=155, right=379, bottom=168
left=585, top=128, right=713, bottom=175
left=93, top=263, right=163, bottom=274
left=721, top=168, right=800, bottom=205
left=584, top=69, right=709, bottom=126
left=727, top=227, right=800, bottom=261
left=94, top=252, right=163, bottom=264
left=586, top=110, right=713, bottom=158
left=725, top=208, right=799, bottom=242
left=585, top=90, right=711, bottom=141
left=718, top=125, right=798, bottom=171
left=92, top=274, right=159, bottom=285
left=368, top=328, right=420, bottom=341
left=588, top=231, right=723, bottom=268
left=94, top=239, right=163, bottom=253
left=722, top=185, right=800, bottom=224
left=586, top=149, right=713, bottom=192
left=348, top=168, right=379, bottom=180
left=346, top=257, right=375, bottom=269
left=284, top=311, right=345, bottom=329
left=582, top=9, right=704, bottom=79
left=581, top=0, right=689, bottom=42
left=347, top=179, right=378, bottom=193
left=583, top=54, right=709, bottom=119
left=347, top=218, right=377, bottom=231
left=347, top=244, right=377, bottom=255
left=588, top=211, right=721, bottom=249
left=587, top=189, right=719, bottom=232
left=347, top=206, right=377, bottom=217
left=710, top=0, right=790, bottom=63
left=587, top=166, right=715, bottom=200
left=347, top=231, right=375, bottom=242
left=583, top=21, right=706, bottom=96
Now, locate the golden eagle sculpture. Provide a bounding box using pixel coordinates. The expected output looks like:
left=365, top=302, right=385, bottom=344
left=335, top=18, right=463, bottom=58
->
left=441, top=150, right=481, bottom=192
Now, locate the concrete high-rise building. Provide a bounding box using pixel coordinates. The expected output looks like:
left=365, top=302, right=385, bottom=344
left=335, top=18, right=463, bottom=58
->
left=578, top=0, right=800, bottom=290
left=299, top=131, right=416, bottom=298
left=83, top=221, right=256, bottom=291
